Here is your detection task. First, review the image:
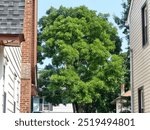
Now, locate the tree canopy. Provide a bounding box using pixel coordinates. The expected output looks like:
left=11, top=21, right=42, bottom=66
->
left=38, top=6, right=125, bottom=112
left=114, top=0, right=131, bottom=90
left=114, top=0, right=131, bottom=112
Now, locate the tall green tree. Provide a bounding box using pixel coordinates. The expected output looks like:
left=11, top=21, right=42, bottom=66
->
left=114, top=0, right=131, bottom=90
left=38, top=6, right=125, bottom=113
left=114, top=0, right=131, bottom=112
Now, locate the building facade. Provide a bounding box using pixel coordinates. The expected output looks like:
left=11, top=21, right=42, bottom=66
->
left=20, top=0, right=37, bottom=113
left=112, top=85, right=131, bottom=113
left=128, top=0, right=150, bottom=112
left=0, top=0, right=37, bottom=113
left=0, top=46, right=22, bottom=113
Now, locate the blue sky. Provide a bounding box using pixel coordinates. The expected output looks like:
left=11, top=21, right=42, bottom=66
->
left=38, top=0, right=127, bottom=68
left=38, top=0, right=123, bottom=19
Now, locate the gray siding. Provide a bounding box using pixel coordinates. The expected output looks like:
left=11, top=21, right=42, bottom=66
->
left=130, top=0, right=150, bottom=112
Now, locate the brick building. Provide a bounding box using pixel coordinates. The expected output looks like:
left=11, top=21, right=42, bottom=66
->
left=0, top=0, right=37, bottom=113
left=20, top=0, right=37, bottom=113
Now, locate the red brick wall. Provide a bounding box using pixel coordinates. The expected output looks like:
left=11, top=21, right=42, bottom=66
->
left=20, top=0, right=37, bottom=113
left=20, top=80, right=31, bottom=113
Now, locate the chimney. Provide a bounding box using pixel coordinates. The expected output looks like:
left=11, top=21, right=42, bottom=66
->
left=121, top=84, right=125, bottom=96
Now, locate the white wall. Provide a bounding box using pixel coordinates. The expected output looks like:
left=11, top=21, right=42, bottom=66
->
left=0, top=46, right=4, bottom=113
left=52, top=104, right=73, bottom=113
left=0, top=46, right=21, bottom=113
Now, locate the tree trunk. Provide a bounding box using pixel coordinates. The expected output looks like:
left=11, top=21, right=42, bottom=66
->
left=73, top=102, right=79, bottom=113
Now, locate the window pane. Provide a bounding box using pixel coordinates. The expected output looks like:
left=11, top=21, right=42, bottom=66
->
left=138, top=87, right=144, bottom=113
left=142, top=4, right=148, bottom=46
left=144, top=7, right=147, bottom=26
left=3, top=92, right=6, bottom=113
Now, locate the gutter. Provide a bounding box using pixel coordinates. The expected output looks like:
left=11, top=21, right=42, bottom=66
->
left=126, top=0, right=134, bottom=113
left=126, top=0, right=134, bottom=25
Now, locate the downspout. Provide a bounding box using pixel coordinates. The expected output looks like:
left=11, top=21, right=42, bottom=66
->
left=34, top=0, right=37, bottom=73
left=130, top=49, right=134, bottom=113
left=34, top=0, right=38, bottom=91
left=128, top=1, right=134, bottom=112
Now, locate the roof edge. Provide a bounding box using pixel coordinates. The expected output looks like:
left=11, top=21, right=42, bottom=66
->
left=0, top=34, right=25, bottom=46
left=126, top=0, right=134, bottom=26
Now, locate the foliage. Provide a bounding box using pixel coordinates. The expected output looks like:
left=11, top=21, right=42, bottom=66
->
left=114, top=0, right=131, bottom=90
left=114, top=0, right=131, bottom=112
left=38, top=6, right=125, bottom=112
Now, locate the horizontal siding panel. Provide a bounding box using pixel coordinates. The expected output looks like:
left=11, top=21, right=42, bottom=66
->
left=7, top=108, right=14, bottom=113
left=7, top=100, right=14, bottom=113
left=130, top=0, right=150, bottom=112
left=8, top=83, right=14, bottom=96
left=3, top=45, right=21, bottom=113
left=7, top=91, right=14, bottom=101
left=4, top=47, right=21, bottom=78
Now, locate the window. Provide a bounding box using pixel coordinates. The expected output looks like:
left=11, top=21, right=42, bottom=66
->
left=14, top=102, right=16, bottom=113
left=3, top=58, right=8, bottom=113
left=3, top=66, right=5, bottom=81
left=142, top=3, right=148, bottom=46
left=13, top=74, right=17, bottom=113
left=138, top=87, right=144, bottom=113
left=3, top=66, right=6, bottom=113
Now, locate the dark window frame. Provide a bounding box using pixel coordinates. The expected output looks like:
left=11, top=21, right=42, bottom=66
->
left=14, top=102, right=16, bottom=113
left=138, top=87, right=144, bottom=113
left=3, top=92, right=6, bottom=113
left=142, top=2, right=148, bottom=47
left=3, top=65, right=6, bottom=113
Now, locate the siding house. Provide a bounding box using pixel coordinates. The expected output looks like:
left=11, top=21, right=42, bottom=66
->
left=128, top=0, right=150, bottom=112
left=112, top=85, right=131, bottom=113
left=0, top=0, right=37, bottom=113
